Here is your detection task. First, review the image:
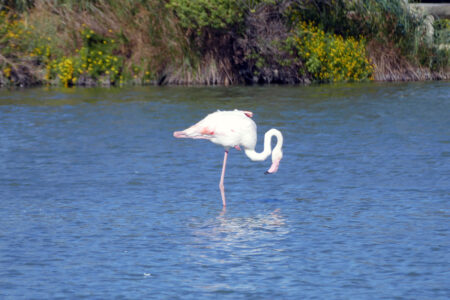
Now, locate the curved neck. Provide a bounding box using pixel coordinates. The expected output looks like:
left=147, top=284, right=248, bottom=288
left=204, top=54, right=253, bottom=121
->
left=244, top=129, right=283, bottom=161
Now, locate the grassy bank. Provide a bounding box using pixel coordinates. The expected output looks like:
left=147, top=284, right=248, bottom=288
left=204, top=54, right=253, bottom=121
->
left=0, top=0, right=449, bottom=87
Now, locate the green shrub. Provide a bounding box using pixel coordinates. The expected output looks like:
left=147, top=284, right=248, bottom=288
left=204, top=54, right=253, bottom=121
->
left=166, top=0, right=244, bottom=32
left=46, top=26, right=123, bottom=86
left=287, top=0, right=448, bottom=72
left=0, top=9, right=36, bottom=84
left=0, top=10, right=31, bottom=56
left=430, top=19, right=450, bottom=71
left=287, top=20, right=373, bottom=82
left=288, top=0, right=420, bottom=42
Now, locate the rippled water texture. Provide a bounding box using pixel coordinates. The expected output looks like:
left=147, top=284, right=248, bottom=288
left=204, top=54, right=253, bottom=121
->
left=0, top=82, right=449, bottom=299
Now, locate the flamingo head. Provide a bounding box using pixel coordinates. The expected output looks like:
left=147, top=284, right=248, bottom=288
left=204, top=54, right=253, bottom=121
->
left=265, top=148, right=283, bottom=175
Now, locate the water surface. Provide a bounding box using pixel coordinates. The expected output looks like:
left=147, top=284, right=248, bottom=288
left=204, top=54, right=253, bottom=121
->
left=0, top=82, right=449, bottom=299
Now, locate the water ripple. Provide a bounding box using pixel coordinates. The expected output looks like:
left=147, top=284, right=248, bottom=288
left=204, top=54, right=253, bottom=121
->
left=0, top=82, right=449, bottom=299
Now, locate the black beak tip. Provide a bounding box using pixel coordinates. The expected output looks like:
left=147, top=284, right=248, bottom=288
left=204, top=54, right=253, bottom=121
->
left=264, top=171, right=271, bottom=175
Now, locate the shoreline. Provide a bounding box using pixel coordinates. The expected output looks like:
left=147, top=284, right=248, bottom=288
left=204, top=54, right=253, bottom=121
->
left=1, top=76, right=449, bottom=90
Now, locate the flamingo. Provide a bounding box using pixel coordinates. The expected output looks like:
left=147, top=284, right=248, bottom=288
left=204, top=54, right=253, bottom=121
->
left=173, top=109, right=283, bottom=206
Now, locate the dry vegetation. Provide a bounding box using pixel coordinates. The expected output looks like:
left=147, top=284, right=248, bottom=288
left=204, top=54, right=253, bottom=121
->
left=0, top=0, right=448, bottom=87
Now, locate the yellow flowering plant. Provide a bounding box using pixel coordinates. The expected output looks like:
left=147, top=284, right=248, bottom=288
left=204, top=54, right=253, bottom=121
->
left=0, top=10, right=38, bottom=85
left=46, top=26, right=122, bottom=86
left=288, top=20, right=374, bottom=82
left=0, top=11, right=24, bottom=55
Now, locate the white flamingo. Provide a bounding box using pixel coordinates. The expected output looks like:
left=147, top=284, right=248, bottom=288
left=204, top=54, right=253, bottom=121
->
left=173, top=109, right=283, bottom=206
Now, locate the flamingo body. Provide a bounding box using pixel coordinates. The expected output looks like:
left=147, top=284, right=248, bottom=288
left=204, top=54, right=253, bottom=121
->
left=174, top=110, right=257, bottom=150
left=174, top=109, right=283, bottom=206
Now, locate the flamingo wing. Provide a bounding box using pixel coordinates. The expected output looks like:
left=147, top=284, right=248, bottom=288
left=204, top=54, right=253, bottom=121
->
left=173, top=123, right=216, bottom=139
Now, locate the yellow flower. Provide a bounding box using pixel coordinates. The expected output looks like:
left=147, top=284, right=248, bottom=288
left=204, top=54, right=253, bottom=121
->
left=3, top=67, right=12, bottom=77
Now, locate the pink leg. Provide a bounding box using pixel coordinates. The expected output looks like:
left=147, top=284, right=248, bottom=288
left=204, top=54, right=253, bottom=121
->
left=219, top=150, right=228, bottom=206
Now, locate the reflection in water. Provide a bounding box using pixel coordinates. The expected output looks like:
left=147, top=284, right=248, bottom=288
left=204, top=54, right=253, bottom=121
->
left=188, top=208, right=290, bottom=292
left=213, top=208, right=287, bottom=242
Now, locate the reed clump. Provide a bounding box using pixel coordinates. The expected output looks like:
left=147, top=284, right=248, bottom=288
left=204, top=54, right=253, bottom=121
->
left=1, top=0, right=190, bottom=86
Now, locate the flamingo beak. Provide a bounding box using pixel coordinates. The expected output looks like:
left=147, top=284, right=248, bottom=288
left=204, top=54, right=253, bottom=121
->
left=264, top=159, right=280, bottom=175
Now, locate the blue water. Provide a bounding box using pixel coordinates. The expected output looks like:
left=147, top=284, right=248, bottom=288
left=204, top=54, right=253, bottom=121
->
left=0, top=82, right=449, bottom=299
